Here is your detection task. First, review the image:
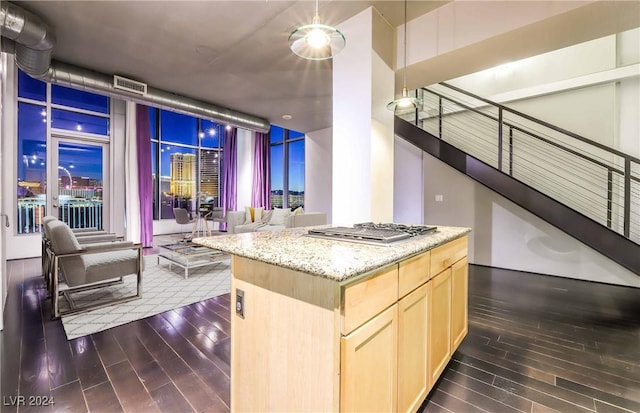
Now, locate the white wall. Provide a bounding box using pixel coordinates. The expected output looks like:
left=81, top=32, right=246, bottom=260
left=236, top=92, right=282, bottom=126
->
left=236, top=128, right=254, bottom=210
left=333, top=7, right=395, bottom=226
left=305, top=127, right=332, bottom=223
left=393, top=136, right=423, bottom=225
left=422, top=152, right=640, bottom=287
left=111, top=100, right=127, bottom=238
left=0, top=53, right=7, bottom=329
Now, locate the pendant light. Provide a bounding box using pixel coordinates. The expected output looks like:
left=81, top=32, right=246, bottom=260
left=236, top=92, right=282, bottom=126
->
left=387, top=0, right=422, bottom=112
left=288, top=0, right=346, bottom=60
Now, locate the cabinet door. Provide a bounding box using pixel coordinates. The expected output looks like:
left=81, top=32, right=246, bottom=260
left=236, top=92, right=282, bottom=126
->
left=428, top=268, right=451, bottom=387
left=451, top=257, right=468, bottom=351
left=341, top=305, right=398, bottom=412
left=398, top=282, right=430, bottom=413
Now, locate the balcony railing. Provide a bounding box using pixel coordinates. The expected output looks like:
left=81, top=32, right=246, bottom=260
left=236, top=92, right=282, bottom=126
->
left=17, top=198, right=103, bottom=234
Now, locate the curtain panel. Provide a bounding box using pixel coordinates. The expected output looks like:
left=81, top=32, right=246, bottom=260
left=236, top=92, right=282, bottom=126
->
left=252, top=131, right=271, bottom=209
left=221, top=127, right=238, bottom=230
left=136, top=105, right=153, bottom=247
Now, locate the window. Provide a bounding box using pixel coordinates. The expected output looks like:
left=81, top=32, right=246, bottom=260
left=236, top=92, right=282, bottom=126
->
left=270, top=125, right=305, bottom=209
left=16, top=69, right=110, bottom=234
left=149, top=108, right=224, bottom=220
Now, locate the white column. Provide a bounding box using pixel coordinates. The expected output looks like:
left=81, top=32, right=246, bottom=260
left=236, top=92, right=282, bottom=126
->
left=332, top=7, right=395, bottom=226
left=236, top=128, right=254, bottom=210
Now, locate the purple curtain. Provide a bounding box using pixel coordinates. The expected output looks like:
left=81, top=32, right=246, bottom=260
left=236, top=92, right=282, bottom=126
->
left=136, top=105, right=153, bottom=247
left=252, top=131, right=271, bottom=209
left=220, top=127, right=238, bottom=230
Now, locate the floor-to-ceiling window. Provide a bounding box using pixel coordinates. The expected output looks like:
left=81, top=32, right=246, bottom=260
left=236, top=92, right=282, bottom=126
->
left=149, top=108, right=224, bottom=220
left=270, top=125, right=305, bottom=209
left=16, top=70, right=110, bottom=234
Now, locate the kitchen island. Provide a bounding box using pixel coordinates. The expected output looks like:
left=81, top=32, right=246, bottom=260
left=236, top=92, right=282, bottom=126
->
left=194, top=225, right=470, bottom=412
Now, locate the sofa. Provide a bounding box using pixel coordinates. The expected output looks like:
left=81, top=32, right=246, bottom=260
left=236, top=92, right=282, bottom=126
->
left=226, top=209, right=327, bottom=234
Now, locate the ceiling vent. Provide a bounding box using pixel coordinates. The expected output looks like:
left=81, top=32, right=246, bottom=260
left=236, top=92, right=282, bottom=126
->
left=113, top=75, right=147, bottom=95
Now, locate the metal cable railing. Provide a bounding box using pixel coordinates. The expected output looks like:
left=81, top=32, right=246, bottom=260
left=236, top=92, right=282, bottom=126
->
left=408, top=83, right=640, bottom=245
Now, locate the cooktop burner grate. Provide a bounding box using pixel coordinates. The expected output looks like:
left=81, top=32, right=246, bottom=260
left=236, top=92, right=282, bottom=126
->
left=307, top=223, right=437, bottom=245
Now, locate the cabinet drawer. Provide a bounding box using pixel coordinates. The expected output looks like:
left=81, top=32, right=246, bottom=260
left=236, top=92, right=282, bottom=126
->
left=398, top=251, right=430, bottom=299
left=342, top=265, right=398, bottom=335
left=430, top=236, right=467, bottom=278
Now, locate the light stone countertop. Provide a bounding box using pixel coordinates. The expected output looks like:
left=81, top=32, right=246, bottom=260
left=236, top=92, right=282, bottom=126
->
left=192, top=225, right=471, bottom=282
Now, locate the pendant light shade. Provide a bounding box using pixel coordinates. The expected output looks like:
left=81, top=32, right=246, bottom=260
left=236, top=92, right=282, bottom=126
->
left=388, top=0, right=422, bottom=112
left=289, top=0, right=345, bottom=60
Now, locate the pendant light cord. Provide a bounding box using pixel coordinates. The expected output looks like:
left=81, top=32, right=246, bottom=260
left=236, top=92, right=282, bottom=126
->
left=314, top=0, right=320, bottom=23
left=403, top=0, right=407, bottom=89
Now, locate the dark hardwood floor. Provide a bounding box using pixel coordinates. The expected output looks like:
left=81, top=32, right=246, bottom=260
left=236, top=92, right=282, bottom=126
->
left=2, top=257, right=639, bottom=412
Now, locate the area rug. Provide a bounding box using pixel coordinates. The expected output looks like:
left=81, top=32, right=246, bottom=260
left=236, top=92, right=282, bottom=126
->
left=60, top=254, right=231, bottom=340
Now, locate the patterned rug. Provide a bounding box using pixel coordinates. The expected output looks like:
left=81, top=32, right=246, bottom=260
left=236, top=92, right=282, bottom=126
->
left=60, top=254, right=231, bottom=340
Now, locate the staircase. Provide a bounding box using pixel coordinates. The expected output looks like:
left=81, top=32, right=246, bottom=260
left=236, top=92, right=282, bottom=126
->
left=394, top=82, right=640, bottom=275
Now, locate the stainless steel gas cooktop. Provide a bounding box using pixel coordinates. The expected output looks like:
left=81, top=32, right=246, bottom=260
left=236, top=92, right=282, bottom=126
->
left=307, top=222, right=437, bottom=246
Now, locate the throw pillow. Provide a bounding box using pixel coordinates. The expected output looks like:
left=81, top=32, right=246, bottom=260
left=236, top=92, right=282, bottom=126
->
left=260, top=210, right=274, bottom=223
left=269, top=207, right=292, bottom=226
left=293, top=206, right=304, bottom=216
left=244, top=206, right=264, bottom=224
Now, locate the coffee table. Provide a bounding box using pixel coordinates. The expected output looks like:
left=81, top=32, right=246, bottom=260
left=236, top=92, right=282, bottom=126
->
left=158, top=242, right=226, bottom=279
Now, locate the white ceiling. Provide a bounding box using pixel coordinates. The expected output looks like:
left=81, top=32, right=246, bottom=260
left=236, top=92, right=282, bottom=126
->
left=12, top=1, right=639, bottom=133
left=14, top=1, right=448, bottom=133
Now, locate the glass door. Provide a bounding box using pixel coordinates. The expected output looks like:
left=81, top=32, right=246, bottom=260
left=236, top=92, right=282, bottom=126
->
left=50, top=138, right=109, bottom=230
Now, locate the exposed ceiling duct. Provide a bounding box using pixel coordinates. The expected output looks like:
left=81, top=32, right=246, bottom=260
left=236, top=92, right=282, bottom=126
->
left=0, top=1, right=270, bottom=132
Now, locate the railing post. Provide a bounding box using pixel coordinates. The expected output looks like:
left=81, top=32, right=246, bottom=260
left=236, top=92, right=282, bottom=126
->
left=509, top=127, right=514, bottom=176
left=498, top=107, right=503, bottom=171
left=607, top=169, right=613, bottom=229
left=438, top=97, right=443, bottom=139
left=414, top=89, right=419, bottom=126
left=624, top=158, right=631, bottom=237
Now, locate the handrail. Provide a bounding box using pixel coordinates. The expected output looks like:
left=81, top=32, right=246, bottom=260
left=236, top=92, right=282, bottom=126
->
left=439, top=81, right=640, bottom=164
left=423, top=87, right=638, bottom=180
left=416, top=82, right=639, bottom=241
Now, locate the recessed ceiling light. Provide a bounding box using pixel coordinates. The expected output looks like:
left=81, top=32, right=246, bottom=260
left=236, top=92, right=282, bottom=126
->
left=282, top=114, right=293, bottom=120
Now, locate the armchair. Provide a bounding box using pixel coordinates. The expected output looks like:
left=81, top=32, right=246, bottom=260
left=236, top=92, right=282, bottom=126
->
left=46, top=219, right=143, bottom=318
left=42, top=216, right=121, bottom=296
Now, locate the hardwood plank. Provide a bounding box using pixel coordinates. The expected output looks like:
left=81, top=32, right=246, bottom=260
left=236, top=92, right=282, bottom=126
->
left=427, top=388, right=488, bottom=413
left=91, top=331, right=127, bottom=368
left=442, top=366, right=532, bottom=412
left=69, top=336, right=109, bottom=390
left=44, top=317, right=78, bottom=390
left=492, top=376, right=595, bottom=413
left=114, top=335, right=155, bottom=371
left=556, top=377, right=640, bottom=413
left=83, top=381, right=123, bottom=413
left=437, top=377, right=522, bottom=412
left=50, top=380, right=88, bottom=413
left=134, top=360, right=172, bottom=392
left=106, top=360, right=159, bottom=412
left=173, top=372, right=229, bottom=412
left=148, top=382, right=194, bottom=413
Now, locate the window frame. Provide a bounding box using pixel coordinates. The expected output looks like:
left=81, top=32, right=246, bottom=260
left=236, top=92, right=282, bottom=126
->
left=270, top=126, right=305, bottom=209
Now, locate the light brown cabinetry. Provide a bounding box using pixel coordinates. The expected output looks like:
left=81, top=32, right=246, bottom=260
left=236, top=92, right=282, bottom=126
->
left=340, top=305, right=398, bottom=412
left=428, top=268, right=452, bottom=386
left=451, top=257, right=469, bottom=350
left=397, top=282, right=430, bottom=413
left=230, top=235, right=468, bottom=412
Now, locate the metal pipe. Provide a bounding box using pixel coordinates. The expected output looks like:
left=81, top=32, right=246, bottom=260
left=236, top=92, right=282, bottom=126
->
left=0, top=2, right=270, bottom=132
